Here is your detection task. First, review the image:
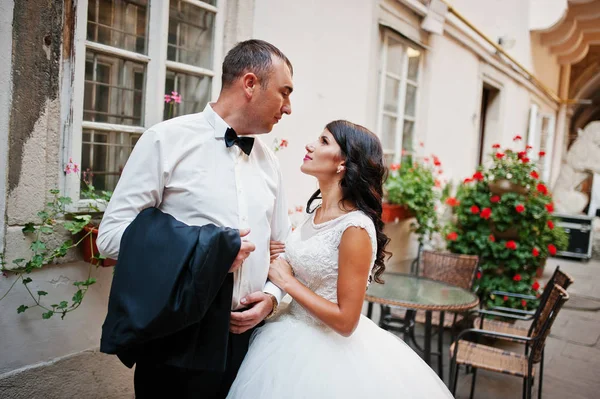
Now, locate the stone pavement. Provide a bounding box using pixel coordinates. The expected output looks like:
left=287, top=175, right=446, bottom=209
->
left=404, top=257, right=600, bottom=399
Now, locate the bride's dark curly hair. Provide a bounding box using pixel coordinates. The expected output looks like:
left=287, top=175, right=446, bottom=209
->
left=306, top=120, right=391, bottom=283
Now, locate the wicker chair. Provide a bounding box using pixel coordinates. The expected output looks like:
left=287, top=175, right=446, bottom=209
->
left=468, top=266, right=574, bottom=399
left=449, top=284, right=569, bottom=399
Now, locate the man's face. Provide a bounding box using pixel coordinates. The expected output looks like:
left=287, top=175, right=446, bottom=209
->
left=249, top=56, right=293, bottom=133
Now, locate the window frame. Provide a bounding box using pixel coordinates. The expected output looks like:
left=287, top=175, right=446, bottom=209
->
left=65, top=0, right=224, bottom=210
left=376, top=29, right=423, bottom=165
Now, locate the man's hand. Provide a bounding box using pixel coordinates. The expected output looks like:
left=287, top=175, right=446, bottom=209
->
left=229, top=292, right=274, bottom=334
left=230, top=229, right=255, bottom=273
left=269, top=240, right=285, bottom=262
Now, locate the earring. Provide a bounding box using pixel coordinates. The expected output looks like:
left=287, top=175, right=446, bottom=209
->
left=337, top=167, right=343, bottom=174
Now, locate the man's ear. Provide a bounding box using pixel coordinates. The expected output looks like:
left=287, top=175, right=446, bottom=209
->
left=242, top=73, right=258, bottom=99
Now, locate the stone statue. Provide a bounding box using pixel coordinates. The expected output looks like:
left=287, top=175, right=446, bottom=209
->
left=553, top=121, right=600, bottom=214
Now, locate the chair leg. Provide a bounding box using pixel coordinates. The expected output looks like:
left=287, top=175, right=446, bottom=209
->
left=469, top=367, right=477, bottom=399
left=528, top=376, right=533, bottom=399
left=450, top=362, right=460, bottom=395
left=538, top=349, right=544, bottom=399
left=523, top=377, right=528, bottom=399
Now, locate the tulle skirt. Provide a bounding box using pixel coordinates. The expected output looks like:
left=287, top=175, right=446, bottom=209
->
left=227, top=313, right=453, bottom=398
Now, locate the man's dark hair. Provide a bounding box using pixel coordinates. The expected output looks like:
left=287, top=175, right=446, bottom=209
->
left=221, top=39, right=293, bottom=89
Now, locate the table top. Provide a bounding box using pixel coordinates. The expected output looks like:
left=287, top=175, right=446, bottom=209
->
left=366, top=273, right=479, bottom=312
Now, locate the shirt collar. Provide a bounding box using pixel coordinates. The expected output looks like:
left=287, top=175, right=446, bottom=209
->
left=204, top=102, right=231, bottom=140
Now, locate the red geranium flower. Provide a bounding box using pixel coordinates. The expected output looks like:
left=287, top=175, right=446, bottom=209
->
left=470, top=205, right=480, bottom=214
left=530, top=171, right=539, bottom=179
left=390, top=163, right=400, bottom=171
left=489, top=234, right=496, bottom=242
left=503, top=296, right=509, bottom=301
left=548, top=244, right=557, bottom=256
left=495, top=152, right=505, bottom=159
left=536, top=183, right=548, bottom=195
left=506, top=241, right=517, bottom=250
left=521, top=299, right=527, bottom=307
left=492, top=143, right=501, bottom=149
left=490, top=195, right=501, bottom=203
left=532, top=247, right=540, bottom=257
left=521, top=157, right=530, bottom=163
left=480, top=208, right=492, bottom=220
left=473, top=171, right=485, bottom=181
left=545, top=203, right=554, bottom=212
left=446, top=232, right=458, bottom=241
left=513, top=274, right=522, bottom=281
left=517, top=151, right=527, bottom=159
left=532, top=281, right=540, bottom=291
left=464, top=177, right=473, bottom=184
left=539, top=151, right=546, bottom=157
left=445, top=197, right=460, bottom=207
left=526, top=145, right=533, bottom=150
left=547, top=220, right=554, bottom=229
left=513, top=135, right=522, bottom=141
left=515, top=204, right=525, bottom=213
left=476, top=271, right=482, bottom=279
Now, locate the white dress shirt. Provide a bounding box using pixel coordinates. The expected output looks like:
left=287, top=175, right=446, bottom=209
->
left=97, top=103, right=291, bottom=310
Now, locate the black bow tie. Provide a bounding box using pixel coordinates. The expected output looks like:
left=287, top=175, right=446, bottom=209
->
left=225, top=128, right=254, bottom=156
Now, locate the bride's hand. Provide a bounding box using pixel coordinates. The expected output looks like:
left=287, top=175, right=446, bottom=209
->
left=268, top=257, right=294, bottom=289
left=269, top=240, right=286, bottom=262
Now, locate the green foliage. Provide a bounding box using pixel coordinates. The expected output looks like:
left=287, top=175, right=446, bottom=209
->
left=384, top=154, right=443, bottom=243
left=444, top=140, right=567, bottom=310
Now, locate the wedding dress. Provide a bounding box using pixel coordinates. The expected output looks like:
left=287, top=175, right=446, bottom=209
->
left=227, top=210, right=453, bottom=398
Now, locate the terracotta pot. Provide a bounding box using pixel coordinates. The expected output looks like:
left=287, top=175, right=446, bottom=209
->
left=382, top=203, right=412, bottom=223
left=82, top=225, right=117, bottom=267
left=489, top=222, right=519, bottom=240
left=488, top=179, right=528, bottom=196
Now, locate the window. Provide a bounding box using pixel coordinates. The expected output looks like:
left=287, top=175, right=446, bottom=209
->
left=70, top=0, right=220, bottom=203
left=376, top=30, right=422, bottom=164
left=527, top=104, right=556, bottom=182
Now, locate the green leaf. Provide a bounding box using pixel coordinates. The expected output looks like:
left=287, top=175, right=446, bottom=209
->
left=57, top=301, right=68, bottom=310
left=72, top=289, right=83, bottom=304
left=49, top=189, right=60, bottom=195
left=17, top=305, right=29, bottom=313
left=39, top=226, right=54, bottom=234
left=22, top=277, right=32, bottom=284
left=58, top=196, right=72, bottom=205
left=12, top=258, right=25, bottom=266
left=22, top=223, right=36, bottom=233
left=37, top=211, right=49, bottom=220
left=42, top=311, right=54, bottom=319
left=37, top=290, right=48, bottom=296
left=30, top=241, right=47, bottom=252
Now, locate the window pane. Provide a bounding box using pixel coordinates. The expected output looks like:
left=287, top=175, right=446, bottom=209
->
left=381, top=115, right=397, bottom=152
left=404, top=84, right=417, bottom=117
left=386, top=37, right=404, bottom=73
left=168, top=0, right=216, bottom=69
left=84, top=50, right=145, bottom=126
left=402, top=120, right=414, bottom=153
left=164, top=71, right=211, bottom=120
left=81, top=129, right=141, bottom=193
left=407, top=47, right=421, bottom=81
left=384, top=76, right=400, bottom=113
left=87, top=0, right=148, bottom=54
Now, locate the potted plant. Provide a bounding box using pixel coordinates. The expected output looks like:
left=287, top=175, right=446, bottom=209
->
left=384, top=153, right=444, bottom=244
left=443, top=136, right=567, bottom=310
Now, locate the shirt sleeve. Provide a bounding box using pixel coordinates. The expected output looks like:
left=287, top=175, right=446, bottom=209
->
left=263, top=159, right=292, bottom=304
left=97, top=129, right=167, bottom=259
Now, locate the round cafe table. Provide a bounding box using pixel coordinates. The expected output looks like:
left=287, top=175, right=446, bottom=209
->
left=365, top=273, right=479, bottom=379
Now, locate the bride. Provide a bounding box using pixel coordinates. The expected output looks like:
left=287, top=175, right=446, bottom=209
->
left=227, top=120, right=453, bottom=398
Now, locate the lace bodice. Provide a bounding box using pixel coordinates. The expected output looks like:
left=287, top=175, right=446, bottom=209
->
left=277, top=210, right=377, bottom=327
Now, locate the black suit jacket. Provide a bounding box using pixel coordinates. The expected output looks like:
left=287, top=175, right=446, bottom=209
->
left=100, top=207, right=240, bottom=372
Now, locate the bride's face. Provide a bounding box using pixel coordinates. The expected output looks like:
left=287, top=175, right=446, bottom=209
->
left=301, top=129, right=344, bottom=178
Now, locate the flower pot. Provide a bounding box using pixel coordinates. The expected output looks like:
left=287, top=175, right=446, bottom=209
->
left=488, top=179, right=528, bottom=196
left=82, top=225, right=117, bottom=267
left=489, top=222, right=519, bottom=240
left=382, top=203, right=412, bottom=223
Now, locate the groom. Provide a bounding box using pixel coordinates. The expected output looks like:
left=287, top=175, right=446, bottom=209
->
left=97, top=39, right=294, bottom=398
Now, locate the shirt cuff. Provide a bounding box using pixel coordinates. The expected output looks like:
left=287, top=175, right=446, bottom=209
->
left=263, top=281, right=285, bottom=305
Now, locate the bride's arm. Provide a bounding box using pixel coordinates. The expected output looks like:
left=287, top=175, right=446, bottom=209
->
left=268, top=227, right=372, bottom=337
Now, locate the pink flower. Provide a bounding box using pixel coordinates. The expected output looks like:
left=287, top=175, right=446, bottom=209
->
left=171, top=91, right=182, bottom=103
left=295, top=205, right=303, bottom=213
left=164, top=94, right=172, bottom=103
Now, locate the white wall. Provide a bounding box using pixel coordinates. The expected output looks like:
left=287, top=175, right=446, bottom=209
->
left=253, top=0, right=378, bottom=208
left=0, top=0, right=13, bottom=253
